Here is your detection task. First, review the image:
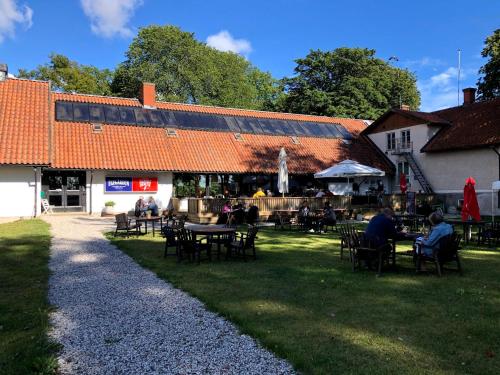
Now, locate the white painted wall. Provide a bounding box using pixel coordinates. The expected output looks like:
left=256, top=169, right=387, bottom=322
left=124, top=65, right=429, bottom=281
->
left=368, top=125, right=500, bottom=216
left=0, top=166, right=41, bottom=217
left=87, top=170, right=173, bottom=215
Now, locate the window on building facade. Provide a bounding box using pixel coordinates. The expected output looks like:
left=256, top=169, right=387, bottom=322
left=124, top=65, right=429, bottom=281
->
left=386, top=132, right=396, bottom=150
left=401, top=130, right=411, bottom=149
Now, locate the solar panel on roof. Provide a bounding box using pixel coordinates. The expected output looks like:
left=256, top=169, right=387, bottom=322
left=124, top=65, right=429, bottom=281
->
left=247, top=118, right=264, bottom=134
left=224, top=116, right=241, bottom=132
left=316, top=123, right=337, bottom=138
left=134, top=108, right=150, bottom=125
left=324, top=123, right=342, bottom=138
left=149, top=110, right=164, bottom=127
left=302, top=122, right=323, bottom=137
left=335, top=124, right=353, bottom=140
left=233, top=117, right=251, bottom=133
left=161, top=111, right=178, bottom=127
left=174, top=112, right=200, bottom=129
left=89, top=105, right=105, bottom=122
left=73, top=103, right=89, bottom=122
left=103, top=106, right=121, bottom=123
left=118, top=107, right=136, bottom=125
left=277, top=120, right=295, bottom=135
left=257, top=119, right=274, bottom=134
left=212, top=116, right=230, bottom=131
left=196, top=114, right=217, bottom=130
left=56, top=102, right=73, bottom=121
left=286, top=121, right=306, bottom=136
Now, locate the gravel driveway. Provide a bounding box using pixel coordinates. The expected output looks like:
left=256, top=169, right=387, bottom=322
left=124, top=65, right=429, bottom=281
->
left=44, top=215, right=294, bottom=375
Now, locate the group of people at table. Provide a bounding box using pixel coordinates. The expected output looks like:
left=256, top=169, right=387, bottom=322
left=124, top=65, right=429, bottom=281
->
left=364, top=207, right=453, bottom=268
left=134, top=196, right=159, bottom=217
left=297, top=200, right=338, bottom=232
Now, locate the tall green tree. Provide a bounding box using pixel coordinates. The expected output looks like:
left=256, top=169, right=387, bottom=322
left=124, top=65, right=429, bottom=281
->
left=477, top=29, right=500, bottom=100
left=111, top=25, right=280, bottom=110
left=280, top=48, right=420, bottom=119
left=18, top=53, right=113, bottom=95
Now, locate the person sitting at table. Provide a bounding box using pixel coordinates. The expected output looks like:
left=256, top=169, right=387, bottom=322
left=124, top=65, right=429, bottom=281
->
left=145, top=196, right=159, bottom=216
left=321, top=201, right=337, bottom=231
left=298, top=201, right=311, bottom=229
left=253, top=187, right=266, bottom=198
left=417, top=212, right=453, bottom=257
left=364, top=207, right=397, bottom=249
left=134, top=196, right=146, bottom=217
left=217, top=201, right=232, bottom=224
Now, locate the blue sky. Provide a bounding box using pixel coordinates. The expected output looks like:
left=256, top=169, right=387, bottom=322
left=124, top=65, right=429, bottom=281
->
left=1, top=0, right=498, bottom=112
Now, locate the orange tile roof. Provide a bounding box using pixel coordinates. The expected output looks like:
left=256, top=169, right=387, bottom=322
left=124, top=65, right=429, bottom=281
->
left=52, top=122, right=391, bottom=174
left=0, top=78, right=50, bottom=165
left=0, top=78, right=391, bottom=174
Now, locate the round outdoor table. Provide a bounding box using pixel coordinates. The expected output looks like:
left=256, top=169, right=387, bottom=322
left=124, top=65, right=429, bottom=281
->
left=188, top=225, right=236, bottom=259
left=134, top=216, right=163, bottom=237
left=391, top=232, right=422, bottom=267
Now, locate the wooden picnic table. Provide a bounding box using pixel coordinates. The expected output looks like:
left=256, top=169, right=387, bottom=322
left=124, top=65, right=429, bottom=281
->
left=446, top=219, right=486, bottom=245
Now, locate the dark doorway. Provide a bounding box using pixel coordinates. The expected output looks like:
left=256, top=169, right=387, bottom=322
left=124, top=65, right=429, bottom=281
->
left=42, top=170, right=86, bottom=212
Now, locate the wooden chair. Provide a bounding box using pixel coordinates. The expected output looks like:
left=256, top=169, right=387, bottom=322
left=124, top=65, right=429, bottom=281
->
left=177, top=228, right=212, bottom=264
left=350, top=232, right=392, bottom=276
left=416, top=232, right=462, bottom=276
left=161, top=226, right=179, bottom=258
left=226, top=226, right=259, bottom=261
left=114, top=213, right=141, bottom=237
left=479, top=222, right=500, bottom=248
left=338, top=224, right=356, bottom=260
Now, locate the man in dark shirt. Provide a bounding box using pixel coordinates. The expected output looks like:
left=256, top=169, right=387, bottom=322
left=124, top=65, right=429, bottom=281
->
left=364, top=208, right=397, bottom=248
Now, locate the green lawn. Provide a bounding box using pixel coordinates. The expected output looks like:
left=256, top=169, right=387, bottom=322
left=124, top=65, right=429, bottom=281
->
left=109, top=227, right=500, bottom=375
left=0, top=219, right=58, bottom=375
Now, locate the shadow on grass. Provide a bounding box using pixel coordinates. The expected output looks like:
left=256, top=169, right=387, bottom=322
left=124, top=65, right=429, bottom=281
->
left=108, top=228, right=500, bottom=375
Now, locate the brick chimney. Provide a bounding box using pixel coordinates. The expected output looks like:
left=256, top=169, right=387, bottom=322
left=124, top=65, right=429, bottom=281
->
left=400, top=104, right=411, bottom=111
left=463, top=87, right=476, bottom=105
left=140, top=82, right=156, bottom=107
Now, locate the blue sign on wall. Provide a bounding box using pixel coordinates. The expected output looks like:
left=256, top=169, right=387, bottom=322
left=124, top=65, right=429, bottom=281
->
left=105, top=177, right=132, bottom=192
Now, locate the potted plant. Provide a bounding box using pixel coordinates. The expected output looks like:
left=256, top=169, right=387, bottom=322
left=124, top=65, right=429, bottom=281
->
left=102, top=201, right=116, bottom=216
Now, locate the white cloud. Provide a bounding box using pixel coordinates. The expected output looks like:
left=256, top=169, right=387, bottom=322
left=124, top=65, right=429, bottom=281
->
left=418, top=66, right=477, bottom=111
left=206, top=30, right=252, bottom=56
left=0, top=0, right=33, bottom=43
left=80, top=0, right=143, bottom=38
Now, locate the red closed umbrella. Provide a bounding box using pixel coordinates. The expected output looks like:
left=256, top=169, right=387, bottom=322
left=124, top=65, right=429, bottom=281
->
left=462, top=177, right=481, bottom=222
left=399, top=173, right=407, bottom=194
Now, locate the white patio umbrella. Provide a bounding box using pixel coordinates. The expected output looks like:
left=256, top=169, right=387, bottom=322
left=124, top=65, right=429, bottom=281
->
left=277, top=147, right=289, bottom=197
left=314, top=159, right=385, bottom=197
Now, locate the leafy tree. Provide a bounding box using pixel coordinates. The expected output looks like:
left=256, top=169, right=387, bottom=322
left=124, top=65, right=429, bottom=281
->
left=18, top=53, right=113, bottom=95
left=280, top=48, right=420, bottom=119
left=477, top=29, right=500, bottom=100
left=111, top=25, right=280, bottom=110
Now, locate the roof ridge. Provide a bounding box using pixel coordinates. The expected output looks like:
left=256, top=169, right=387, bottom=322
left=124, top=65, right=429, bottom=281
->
left=155, top=99, right=366, bottom=122
left=432, top=97, right=500, bottom=114
left=3, top=77, right=49, bottom=85
left=54, top=91, right=140, bottom=102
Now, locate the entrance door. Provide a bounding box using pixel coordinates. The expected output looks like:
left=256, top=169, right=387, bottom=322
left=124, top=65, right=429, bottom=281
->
left=42, top=171, right=86, bottom=212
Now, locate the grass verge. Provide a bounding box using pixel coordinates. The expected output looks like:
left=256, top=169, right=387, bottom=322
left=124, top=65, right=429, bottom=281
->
left=109, top=227, right=500, bottom=375
left=0, top=219, right=58, bottom=375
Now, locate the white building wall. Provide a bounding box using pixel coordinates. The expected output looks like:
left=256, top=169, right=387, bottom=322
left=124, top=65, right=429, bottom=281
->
left=368, top=125, right=500, bottom=216
left=87, top=170, right=173, bottom=215
left=0, top=165, right=41, bottom=218
left=368, top=123, right=439, bottom=193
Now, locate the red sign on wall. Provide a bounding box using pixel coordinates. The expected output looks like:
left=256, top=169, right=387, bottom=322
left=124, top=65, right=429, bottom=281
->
left=132, top=177, right=158, bottom=192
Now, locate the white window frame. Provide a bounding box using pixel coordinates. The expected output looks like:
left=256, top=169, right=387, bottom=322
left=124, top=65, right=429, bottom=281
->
left=387, top=132, right=396, bottom=150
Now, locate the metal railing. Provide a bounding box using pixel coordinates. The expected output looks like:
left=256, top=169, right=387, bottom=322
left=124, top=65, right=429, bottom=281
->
left=391, top=140, right=413, bottom=154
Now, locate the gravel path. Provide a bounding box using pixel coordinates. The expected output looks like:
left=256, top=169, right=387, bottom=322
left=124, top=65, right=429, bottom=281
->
left=45, top=216, right=294, bottom=375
